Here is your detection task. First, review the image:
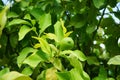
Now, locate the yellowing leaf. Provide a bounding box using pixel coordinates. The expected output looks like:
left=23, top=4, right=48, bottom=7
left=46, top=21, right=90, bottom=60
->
left=60, top=19, right=67, bottom=34
left=0, top=4, right=10, bottom=38
left=33, top=43, right=41, bottom=48
left=1, top=71, right=32, bottom=80
left=46, top=67, right=57, bottom=80
left=64, top=31, right=73, bottom=37
left=45, top=33, right=58, bottom=42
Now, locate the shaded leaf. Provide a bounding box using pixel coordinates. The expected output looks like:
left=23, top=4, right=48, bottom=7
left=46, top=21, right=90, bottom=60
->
left=93, top=0, right=105, bottom=8
left=21, top=67, right=33, bottom=76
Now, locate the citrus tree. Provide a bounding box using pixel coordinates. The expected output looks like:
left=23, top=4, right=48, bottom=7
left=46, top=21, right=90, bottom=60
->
left=0, top=0, right=120, bottom=80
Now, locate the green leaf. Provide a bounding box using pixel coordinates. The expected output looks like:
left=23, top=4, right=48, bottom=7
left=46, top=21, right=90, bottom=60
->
left=86, top=25, right=96, bottom=34
left=107, top=55, right=120, bottom=65
left=18, top=25, right=32, bottom=41
left=1, top=71, right=32, bottom=80
left=70, top=68, right=84, bottom=80
left=0, top=4, right=10, bottom=37
left=92, top=0, right=105, bottom=8
left=23, top=51, right=46, bottom=68
left=54, top=20, right=64, bottom=41
left=0, top=68, right=9, bottom=77
left=21, top=67, right=33, bottom=76
left=73, top=50, right=87, bottom=61
left=7, top=19, right=32, bottom=27
left=17, top=47, right=37, bottom=67
left=10, top=33, right=18, bottom=48
left=70, top=14, right=86, bottom=28
left=53, top=58, right=63, bottom=71
left=87, top=56, right=100, bottom=65
left=56, top=71, right=71, bottom=80
left=7, top=12, right=19, bottom=18
left=39, top=13, right=51, bottom=34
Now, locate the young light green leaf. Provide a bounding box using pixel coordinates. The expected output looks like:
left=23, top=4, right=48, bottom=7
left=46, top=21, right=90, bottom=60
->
left=70, top=68, right=84, bottom=80
left=0, top=68, right=9, bottom=77
left=0, top=4, right=10, bottom=38
left=73, top=50, right=87, bottom=61
left=18, top=25, right=32, bottom=41
left=1, top=71, right=32, bottom=80
left=45, top=33, right=58, bottom=42
left=92, top=0, right=105, bottom=8
left=52, top=58, right=63, bottom=71
left=17, top=47, right=37, bottom=67
left=54, top=21, right=64, bottom=41
left=23, top=52, right=44, bottom=68
left=107, top=55, right=120, bottom=65
left=39, top=13, right=51, bottom=34
left=21, top=67, right=33, bottom=76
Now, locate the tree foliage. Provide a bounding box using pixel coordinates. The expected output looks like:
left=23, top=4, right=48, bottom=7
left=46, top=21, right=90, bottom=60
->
left=0, top=0, right=120, bottom=80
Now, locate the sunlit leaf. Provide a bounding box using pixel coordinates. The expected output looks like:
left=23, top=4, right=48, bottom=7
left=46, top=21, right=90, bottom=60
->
left=7, top=19, right=31, bottom=27
left=1, top=71, right=32, bottom=80
left=53, top=58, right=63, bottom=71
left=56, top=71, right=71, bottom=80
left=23, top=52, right=44, bottom=68
left=0, top=68, right=9, bottom=77
left=108, top=55, right=120, bottom=65
left=21, top=67, right=33, bottom=76
left=45, top=33, right=58, bottom=42
left=39, top=13, right=51, bottom=34
left=46, top=67, right=57, bottom=80
left=18, top=25, right=32, bottom=41
left=17, top=47, right=37, bottom=67
left=54, top=21, right=64, bottom=41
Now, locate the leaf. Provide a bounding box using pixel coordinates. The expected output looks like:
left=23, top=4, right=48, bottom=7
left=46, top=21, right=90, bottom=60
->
left=10, top=32, right=18, bottom=48
left=86, top=25, right=96, bottom=34
left=70, top=14, right=86, bottom=28
left=7, top=19, right=31, bottom=27
left=17, top=47, right=37, bottom=67
left=0, top=4, right=10, bottom=37
left=7, top=12, right=19, bottom=18
left=107, top=55, right=120, bottom=65
left=46, top=67, right=57, bottom=80
left=23, top=51, right=45, bottom=68
left=53, top=58, right=63, bottom=71
left=1, top=71, right=32, bottom=80
left=70, top=68, right=84, bottom=80
left=60, top=19, right=67, bottom=34
left=64, top=31, right=73, bottom=37
left=39, top=13, right=51, bottom=34
left=56, top=71, right=71, bottom=80
left=87, top=56, right=100, bottom=65
left=0, top=68, right=9, bottom=77
left=92, top=0, right=105, bottom=8
left=21, top=67, right=33, bottom=76
left=18, top=25, right=32, bottom=41
left=73, top=50, right=87, bottom=61
left=45, top=33, right=58, bottom=42
left=54, top=20, right=64, bottom=41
